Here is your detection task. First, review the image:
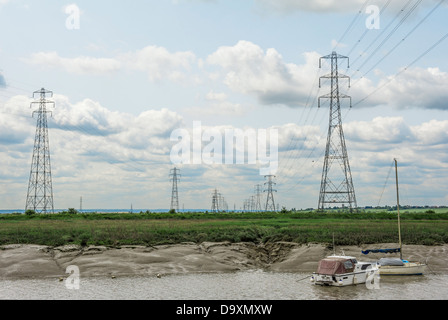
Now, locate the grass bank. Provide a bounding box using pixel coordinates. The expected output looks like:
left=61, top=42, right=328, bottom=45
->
left=1, top=211, right=447, bottom=247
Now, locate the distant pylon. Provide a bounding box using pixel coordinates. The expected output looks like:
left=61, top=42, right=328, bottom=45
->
left=221, top=194, right=228, bottom=212
left=169, top=167, right=181, bottom=212
left=25, top=88, right=55, bottom=214
left=254, top=184, right=262, bottom=212
left=264, top=175, right=277, bottom=212
left=249, top=195, right=255, bottom=212
left=211, top=189, right=219, bottom=213
left=318, top=52, right=357, bottom=212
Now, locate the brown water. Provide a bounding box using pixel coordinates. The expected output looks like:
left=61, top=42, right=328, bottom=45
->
left=0, top=270, right=447, bottom=300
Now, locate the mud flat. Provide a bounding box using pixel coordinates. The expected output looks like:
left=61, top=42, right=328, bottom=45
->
left=0, top=242, right=447, bottom=279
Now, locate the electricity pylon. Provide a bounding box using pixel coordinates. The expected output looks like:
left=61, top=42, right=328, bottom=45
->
left=254, top=184, right=262, bottom=212
left=264, top=175, right=277, bottom=212
left=211, top=188, right=219, bottom=213
left=169, top=167, right=180, bottom=212
left=25, top=88, right=55, bottom=214
left=318, top=52, right=357, bottom=212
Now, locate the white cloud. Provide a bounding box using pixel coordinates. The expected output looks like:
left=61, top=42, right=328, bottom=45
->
left=207, top=40, right=320, bottom=107
left=25, top=46, right=197, bottom=82
left=24, top=42, right=448, bottom=111
left=121, top=45, right=196, bottom=82
left=0, top=93, right=188, bottom=208
left=274, top=115, right=448, bottom=207
left=185, top=91, right=252, bottom=116
left=344, top=116, right=415, bottom=146
left=27, top=52, right=121, bottom=75
left=205, top=41, right=448, bottom=111
left=411, top=119, right=448, bottom=146
left=0, top=95, right=34, bottom=145
left=376, top=67, right=448, bottom=110
left=2, top=91, right=448, bottom=209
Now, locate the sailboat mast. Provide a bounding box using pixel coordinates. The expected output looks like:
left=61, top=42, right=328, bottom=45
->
left=394, top=159, right=403, bottom=260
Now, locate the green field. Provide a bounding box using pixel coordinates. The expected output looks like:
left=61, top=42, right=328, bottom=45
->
left=1, top=210, right=447, bottom=247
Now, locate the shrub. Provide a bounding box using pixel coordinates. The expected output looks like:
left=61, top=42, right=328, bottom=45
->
left=25, top=209, right=36, bottom=216
left=68, top=208, right=78, bottom=214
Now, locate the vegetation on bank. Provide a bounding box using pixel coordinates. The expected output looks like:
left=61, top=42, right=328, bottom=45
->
left=0, top=210, right=447, bottom=247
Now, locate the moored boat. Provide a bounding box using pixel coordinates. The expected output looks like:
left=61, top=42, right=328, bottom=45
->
left=311, top=254, right=378, bottom=286
left=376, top=257, right=426, bottom=275
left=361, top=159, right=427, bottom=276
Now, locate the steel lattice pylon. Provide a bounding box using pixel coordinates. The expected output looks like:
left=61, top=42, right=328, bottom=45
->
left=25, top=88, right=55, bottom=214
left=254, top=184, right=263, bottom=212
left=169, top=167, right=181, bottom=212
left=318, top=52, right=357, bottom=212
left=264, top=175, right=277, bottom=212
left=211, top=188, right=219, bottom=213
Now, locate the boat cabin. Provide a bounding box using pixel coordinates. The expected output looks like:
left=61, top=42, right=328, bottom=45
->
left=316, top=256, right=357, bottom=275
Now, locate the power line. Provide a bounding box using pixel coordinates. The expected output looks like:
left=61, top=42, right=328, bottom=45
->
left=353, top=31, right=448, bottom=108
left=353, top=0, right=444, bottom=84
left=345, top=0, right=393, bottom=58
left=354, top=0, right=423, bottom=75
left=333, top=0, right=372, bottom=51
left=349, top=0, right=415, bottom=71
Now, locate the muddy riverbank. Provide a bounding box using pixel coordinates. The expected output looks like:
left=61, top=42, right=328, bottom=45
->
left=1, top=242, right=446, bottom=279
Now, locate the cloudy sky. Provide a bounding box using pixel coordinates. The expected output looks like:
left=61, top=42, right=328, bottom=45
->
left=1, top=0, right=447, bottom=211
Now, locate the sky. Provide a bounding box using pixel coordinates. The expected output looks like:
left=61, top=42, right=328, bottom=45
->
left=0, top=0, right=447, bottom=211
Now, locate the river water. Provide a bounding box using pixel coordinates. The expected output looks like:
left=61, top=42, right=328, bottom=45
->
left=1, top=270, right=447, bottom=300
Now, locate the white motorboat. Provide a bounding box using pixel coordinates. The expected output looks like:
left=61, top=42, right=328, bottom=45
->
left=311, top=254, right=378, bottom=287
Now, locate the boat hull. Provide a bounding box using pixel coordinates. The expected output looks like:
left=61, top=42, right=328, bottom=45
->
left=378, top=262, right=426, bottom=276
left=311, top=270, right=377, bottom=287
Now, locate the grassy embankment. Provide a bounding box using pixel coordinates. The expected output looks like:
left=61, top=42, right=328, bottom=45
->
left=1, top=210, right=447, bottom=247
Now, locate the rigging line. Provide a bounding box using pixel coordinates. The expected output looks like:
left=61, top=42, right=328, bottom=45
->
left=353, top=31, right=448, bottom=108
left=350, top=0, right=415, bottom=71
left=354, top=0, right=444, bottom=85
left=333, top=0, right=372, bottom=51
left=377, top=160, right=395, bottom=207
left=354, top=0, right=423, bottom=75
